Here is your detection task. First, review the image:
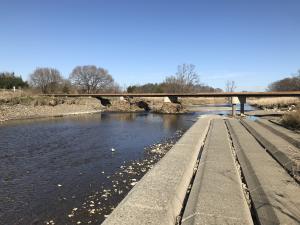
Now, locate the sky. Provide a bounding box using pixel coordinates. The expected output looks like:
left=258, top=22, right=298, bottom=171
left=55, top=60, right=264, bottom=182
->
left=0, top=0, right=300, bottom=91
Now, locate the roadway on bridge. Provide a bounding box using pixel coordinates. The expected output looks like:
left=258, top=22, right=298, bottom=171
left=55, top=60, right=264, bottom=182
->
left=44, top=91, right=300, bottom=98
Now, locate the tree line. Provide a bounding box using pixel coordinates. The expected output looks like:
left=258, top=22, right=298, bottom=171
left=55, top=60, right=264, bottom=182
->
left=2, top=65, right=299, bottom=94
left=0, top=72, right=28, bottom=89
left=29, top=65, right=120, bottom=94
left=0, top=64, right=221, bottom=94
left=268, top=70, right=300, bottom=91
left=127, top=64, right=222, bottom=93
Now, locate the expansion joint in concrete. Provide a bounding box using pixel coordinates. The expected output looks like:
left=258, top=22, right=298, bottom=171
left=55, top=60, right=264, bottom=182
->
left=225, top=119, right=260, bottom=225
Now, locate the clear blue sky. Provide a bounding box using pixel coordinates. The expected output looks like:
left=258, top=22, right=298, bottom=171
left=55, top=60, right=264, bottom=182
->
left=1, top=0, right=300, bottom=91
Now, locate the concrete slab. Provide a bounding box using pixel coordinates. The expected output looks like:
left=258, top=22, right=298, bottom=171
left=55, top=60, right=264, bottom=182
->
left=256, top=118, right=300, bottom=148
left=245, top=110, right=284, bottom=117
left=227, top=119, right=300, bottom=225
left=181, top=119, right=253, bottom=225
left=102, top=116, right=212, bottom=225
left=241, top=119, right=299, bottom=176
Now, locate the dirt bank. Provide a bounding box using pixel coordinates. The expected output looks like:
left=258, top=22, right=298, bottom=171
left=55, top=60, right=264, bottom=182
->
left=0, top=92, right=189, bottom=122
left=0, top=96, right=103, bottom=122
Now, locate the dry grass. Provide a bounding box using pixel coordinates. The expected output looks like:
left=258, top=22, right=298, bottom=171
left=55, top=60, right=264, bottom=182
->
left=0, top=89, right=36, bottom=100
left=180, top=97, right=227, bottom=105
left=247, top=97, right=300, bottom=109
left=282, top=110, right=300, bottom=129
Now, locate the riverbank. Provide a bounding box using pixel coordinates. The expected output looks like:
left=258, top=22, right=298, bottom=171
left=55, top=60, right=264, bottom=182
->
left=0, top=91, right=227, bottom=123
left=0, top=96, right=103, bottom=123
left=62, top=130, right=185, bottom=224
left=247, top=97, right=300, bottom=130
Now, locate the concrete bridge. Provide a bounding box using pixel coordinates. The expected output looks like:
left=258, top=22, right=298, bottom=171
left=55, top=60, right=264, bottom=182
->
left=102, top=116, right=300, bottom=225
left=43, top=91, right=300, bottom=115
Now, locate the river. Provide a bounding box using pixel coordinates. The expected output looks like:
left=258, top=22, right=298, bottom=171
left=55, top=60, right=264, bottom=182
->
left=0, top=104, right=254, bottom=225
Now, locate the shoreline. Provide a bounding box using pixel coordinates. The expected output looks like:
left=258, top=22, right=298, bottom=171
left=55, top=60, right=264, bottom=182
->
left=0, top=93, right=230, bottom=124
left=62, top=130, right=185, bottom=225
left=0, top=108, right=194, bottom=124
left=0, top=109, right=104, bottom=124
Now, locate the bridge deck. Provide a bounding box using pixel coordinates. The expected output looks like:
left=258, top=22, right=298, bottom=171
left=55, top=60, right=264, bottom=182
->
left=43, top=91, right=300, bottom=98
left=103, top=117, right=300, bottom=225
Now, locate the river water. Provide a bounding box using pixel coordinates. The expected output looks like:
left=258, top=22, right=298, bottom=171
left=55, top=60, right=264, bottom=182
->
left=0, top=104, right=254, bottom=225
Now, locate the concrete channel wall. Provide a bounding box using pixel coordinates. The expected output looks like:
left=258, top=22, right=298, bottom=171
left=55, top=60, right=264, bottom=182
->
left=102, top=116, right=212, bottom=225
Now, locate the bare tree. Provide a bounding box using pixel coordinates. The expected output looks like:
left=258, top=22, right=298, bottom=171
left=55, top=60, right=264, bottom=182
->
left=163, top=64, right=200, bottom=93
left=225, top=80, right=236, bottom=92
left=29, top=68, right=63, bottom=93
left=225, top=80, right=237, bottom=103
left=69, top=65, right=115, bottom=93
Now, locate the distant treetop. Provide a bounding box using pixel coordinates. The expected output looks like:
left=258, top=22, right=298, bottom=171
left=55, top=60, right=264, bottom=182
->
left=268, top=70, right=300, bottom=91
left=0, top=72, right=28, bottom=89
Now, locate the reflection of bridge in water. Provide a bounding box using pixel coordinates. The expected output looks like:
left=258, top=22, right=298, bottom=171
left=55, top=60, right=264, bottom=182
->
left=44, top=91, right=300, bottom=115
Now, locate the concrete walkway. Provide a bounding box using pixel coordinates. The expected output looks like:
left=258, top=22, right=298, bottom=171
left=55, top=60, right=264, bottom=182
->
left=103, top=117, right=300, bottom=225
left=181, top=119, right=253, bottom=225
left=227, top=119, right=300, bottom=225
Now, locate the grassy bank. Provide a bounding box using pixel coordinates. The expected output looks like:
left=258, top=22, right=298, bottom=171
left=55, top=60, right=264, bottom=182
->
left=281, top=110, right=300, bottom=130
left=247, top=97, right=300, bottom=130
left=247, top=97, right=300, bottom=110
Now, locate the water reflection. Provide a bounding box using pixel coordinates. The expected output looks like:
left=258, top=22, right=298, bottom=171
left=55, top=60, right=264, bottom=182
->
left=0, top=104, right=255, bottom=225
left=0, top=112, right=195, bottom=225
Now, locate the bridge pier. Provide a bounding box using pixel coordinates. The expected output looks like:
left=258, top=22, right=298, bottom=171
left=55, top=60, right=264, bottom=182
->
left=231, top=97, right=239, bottom=117
left=231, top=96, right=246, bottom=116
left=238, top=96, right=246, bottom=115
left=164, top=96, right=179, bottom=103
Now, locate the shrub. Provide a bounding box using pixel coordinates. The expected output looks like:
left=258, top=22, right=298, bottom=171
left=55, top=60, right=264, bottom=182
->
left=282, top=110, right=300, bottom=129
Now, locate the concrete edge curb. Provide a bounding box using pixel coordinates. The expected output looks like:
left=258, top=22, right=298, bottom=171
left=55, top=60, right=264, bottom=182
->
left=102, top=116, right=212, bottom=225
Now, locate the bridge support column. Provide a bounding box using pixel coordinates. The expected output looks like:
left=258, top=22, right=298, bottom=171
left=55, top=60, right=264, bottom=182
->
left=164, top=96, right=178, bottom=103
left=238, top=96, right=246, bottom=115
left=163, top=97, right=171, bottom=103
left=231, top=97, right=239, bottom=117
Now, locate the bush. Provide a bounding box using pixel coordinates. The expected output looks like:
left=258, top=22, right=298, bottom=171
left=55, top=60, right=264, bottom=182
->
left=282, top=110, right=300, bottom=129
